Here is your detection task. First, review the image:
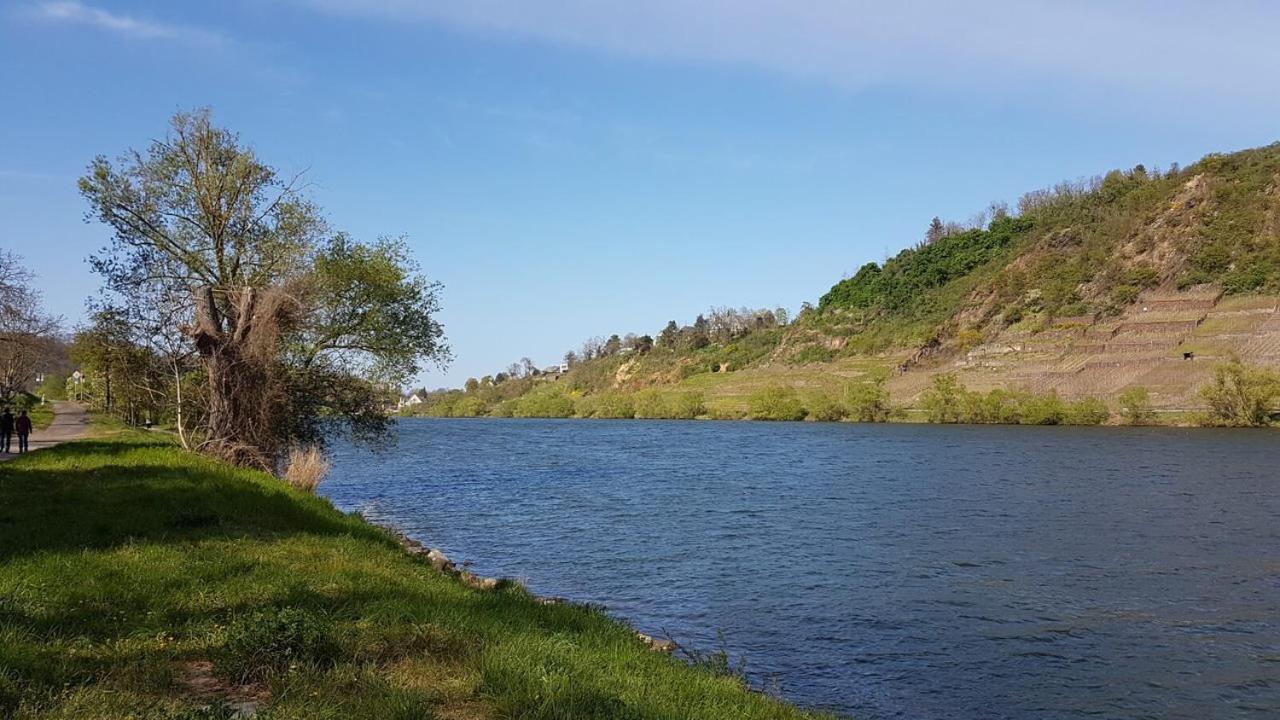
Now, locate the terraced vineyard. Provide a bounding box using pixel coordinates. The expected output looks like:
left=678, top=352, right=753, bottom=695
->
left=891, top=288, right=1280, bottom=410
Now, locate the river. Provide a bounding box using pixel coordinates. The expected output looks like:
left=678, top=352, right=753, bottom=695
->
left=326, top=418, right=1280, bottom=719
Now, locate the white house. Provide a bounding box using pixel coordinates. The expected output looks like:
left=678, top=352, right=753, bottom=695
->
left=398, top=391, right=427, bottom=409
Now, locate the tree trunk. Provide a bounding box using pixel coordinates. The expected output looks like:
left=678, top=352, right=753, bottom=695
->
left=173, top=357, right=188, bottom=450
left=191, top=285, right=273, bottom=469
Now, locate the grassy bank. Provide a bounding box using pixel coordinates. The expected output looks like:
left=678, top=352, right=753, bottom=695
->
left=0, top=434, right=827, bottom=719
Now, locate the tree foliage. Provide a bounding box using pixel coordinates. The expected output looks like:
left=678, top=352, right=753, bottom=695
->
left=747, top=385, right=806, bottom=421
left=1118, top=387, right=1154, bottom=425
left=844, top=380, right=890, bottom=422
left=921, top=374, right=964, bottom=423
left=819, top=215, right=1033, bottom=314
left=1199, top=359, right=1280, bottom=427
left=79, top=109, right=447, bottom=469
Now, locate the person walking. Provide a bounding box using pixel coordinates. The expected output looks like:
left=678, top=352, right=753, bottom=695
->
left=0, top=407, right=13, bottom=454
left=15, top=410, right=32, bottom=454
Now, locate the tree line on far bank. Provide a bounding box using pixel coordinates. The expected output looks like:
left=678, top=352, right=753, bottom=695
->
left=404, top=356, right=1280, bottom=428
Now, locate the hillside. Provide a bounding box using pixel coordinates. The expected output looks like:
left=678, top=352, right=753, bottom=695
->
left=412, top=142, right=1280, bottom=422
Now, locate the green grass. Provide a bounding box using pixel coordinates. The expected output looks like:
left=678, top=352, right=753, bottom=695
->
left=24, top=404, right=53, bottom=431
left=0, top=433, right=829, bottom=719
left=5, top=394, right=53, bottom=430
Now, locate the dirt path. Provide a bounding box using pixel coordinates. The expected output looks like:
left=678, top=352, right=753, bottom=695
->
left=0, top=401, right=90, bottom=461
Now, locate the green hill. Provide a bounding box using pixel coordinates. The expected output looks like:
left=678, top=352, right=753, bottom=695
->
left=412, top=142, right=1280, bottom=424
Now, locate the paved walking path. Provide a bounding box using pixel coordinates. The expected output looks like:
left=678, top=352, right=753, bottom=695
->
left=0, top=401, right=90, bottom=462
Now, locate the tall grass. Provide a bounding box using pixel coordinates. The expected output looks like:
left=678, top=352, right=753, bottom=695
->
left=283, top=445, right=330, bottom=492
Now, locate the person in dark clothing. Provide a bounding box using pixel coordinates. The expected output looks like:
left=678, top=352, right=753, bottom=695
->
left=0, top=408, right=13, bottom=454
left=15, top=410, right=32, bottom=454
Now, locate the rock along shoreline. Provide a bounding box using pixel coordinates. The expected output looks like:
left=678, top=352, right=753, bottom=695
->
left=378, top=521, right=680, bottom=653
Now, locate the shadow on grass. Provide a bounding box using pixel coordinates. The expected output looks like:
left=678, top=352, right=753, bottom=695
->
left=0, top=440, right=388, bottom=561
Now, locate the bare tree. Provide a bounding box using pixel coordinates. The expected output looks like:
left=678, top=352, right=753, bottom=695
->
left=0, top=252, right=61, bottom=402
left=520, top=357, right=538, bottom=377
left=580, top=336, right=605, bottom=361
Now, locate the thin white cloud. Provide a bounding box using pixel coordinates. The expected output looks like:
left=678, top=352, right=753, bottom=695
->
left=30, top=1, right=226, bottom=46
left=289, top=1, right=1280, bottom=113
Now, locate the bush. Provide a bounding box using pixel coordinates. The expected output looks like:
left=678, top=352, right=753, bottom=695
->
left=1118, top=386, right=1154, bottom=425
left=959, top=388, right=1019, bottom=424
left=577, top=392, right=634, bottom=419
left=217, top=607, right=339, bottom=683
left=805, top=394, right=846, bottom=422
left=670, top=391, right=706, bottom=419
left=1200, top=358, right=1280, bottom=426
left=1017, top=392, right=1065, bottom=425
left=513, top=389, right=575, bottom=418
left=793, top=345, right=835, bottom=364
left=844, top=381, right=890, bottom=422
left=921, top=374, right=963, bottom=423
left=282, top=446, right=329, bottom=493
left=746, top=386, right=806, bottom=421
left=35, top=373, right=67, bottom=401
left=1063, top=397, right=1110, bottom=425
left=632, top=389, right=668, bottom=419
left=706, top=405, right=746, bottom=420
left=423, top=396, right=456, bottom=417
left=489, top=399, right=518, bottom=418
left=450, top=396, right=487, bottom=417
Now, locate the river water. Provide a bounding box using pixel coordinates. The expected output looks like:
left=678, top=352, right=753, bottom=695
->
left=325, top=418, right=1280, bottom=719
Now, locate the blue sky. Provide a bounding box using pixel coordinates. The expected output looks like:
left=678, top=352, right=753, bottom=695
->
left=2, top=1, right=1278, bottom=387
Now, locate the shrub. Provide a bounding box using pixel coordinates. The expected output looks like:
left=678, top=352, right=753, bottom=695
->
left=746, top=386, right=806, bottom=421
left=954, top=328, right=984, bottom=352
left=959, top=388, right=1019, bottom=424
left=921, top=374, right=963, bottom=423
left=582, top=392, right=635, bottom=419
left=793, top=345, right=835, bottom=364
left=669, top=391, right=706, bottom=419
left=844, top=381, right=890, bottom=422
left=1110, top=283, right=1140, bottom=306
left=489, top=399, right=518, bottom=418
left=1200, top=358, right=1280, bottom=426
left=1122, top=264, right=1160, bottom=288
left=423, top=396, right=456, bottom=417
left=450, top=396, right=487, bottom=417
left=679, top=363, right=707, bottom=379
left=217, top=607, right=339, bottom=683
left=1063, top=397, right=1110, bottom=425
left=35, top=374, right=67, bottom=401
left=1017, top=392, right=1065, bottom=425
left=1118, top=386, right=1154, bottom=425
left=282, top=446, right=330, bottom=493
left=632, top=389, right=668, bottom=419
left=572, top=394, right=600, bottom=418
left=706, top=405, right=746, bottom=420
left=514, top=389, right=575, bottom=418
left=805, top=394, right=846, bottom=422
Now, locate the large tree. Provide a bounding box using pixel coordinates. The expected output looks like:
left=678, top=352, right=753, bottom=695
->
left=80, top=109, right=447, bottom=468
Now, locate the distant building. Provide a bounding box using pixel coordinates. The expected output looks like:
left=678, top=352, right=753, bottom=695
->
left=398, top=391, right=427, bottom=409
left=540, top=363, right=570, bottom=378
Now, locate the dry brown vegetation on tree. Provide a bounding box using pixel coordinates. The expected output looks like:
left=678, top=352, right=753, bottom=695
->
left=79, top=109, right=447, bottom=470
